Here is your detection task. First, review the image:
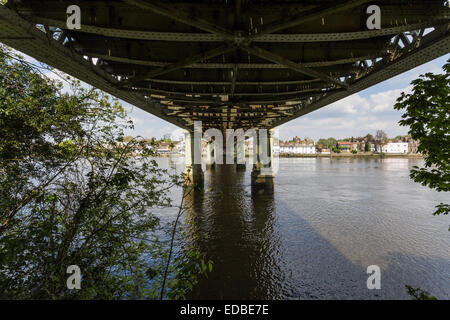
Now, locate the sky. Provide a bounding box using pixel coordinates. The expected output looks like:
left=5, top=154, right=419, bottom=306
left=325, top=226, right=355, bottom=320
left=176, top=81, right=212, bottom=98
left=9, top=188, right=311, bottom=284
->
left=15, top=48, right=449, bottom=142
left=123, top=55, right=449, bottom=141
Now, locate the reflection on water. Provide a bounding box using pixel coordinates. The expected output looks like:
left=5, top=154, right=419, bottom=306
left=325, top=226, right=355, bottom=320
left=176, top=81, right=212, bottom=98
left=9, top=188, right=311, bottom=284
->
left=158, top=157, right=450, bottom=299
left=184, top=165, right=284, bottom=299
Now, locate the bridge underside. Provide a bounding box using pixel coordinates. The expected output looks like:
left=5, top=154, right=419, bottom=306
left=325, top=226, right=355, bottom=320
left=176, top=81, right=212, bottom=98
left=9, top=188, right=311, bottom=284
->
left=0, top=0, right=449, bottom=132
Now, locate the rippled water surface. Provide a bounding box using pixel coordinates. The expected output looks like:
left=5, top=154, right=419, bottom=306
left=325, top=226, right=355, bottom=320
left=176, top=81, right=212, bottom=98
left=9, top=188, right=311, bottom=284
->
left=160, top=157, right=450, bottom=299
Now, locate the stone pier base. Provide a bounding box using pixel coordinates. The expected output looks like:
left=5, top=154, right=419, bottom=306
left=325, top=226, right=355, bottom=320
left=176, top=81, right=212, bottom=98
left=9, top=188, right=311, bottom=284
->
left=184, top=130, right=204, bottom=189
left=205, top=142, right=215, bottom=170
left=251, top=170, right=274, bottom=195
left=184, top=164, right=204, bottom=189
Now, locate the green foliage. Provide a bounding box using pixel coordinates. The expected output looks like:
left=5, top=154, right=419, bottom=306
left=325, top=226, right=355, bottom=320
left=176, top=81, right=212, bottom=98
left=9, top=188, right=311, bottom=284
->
left=165, top=240, right=213, bottom=300
left=331, top=147, right=340, bottom=153
left=351, top=149, right=357, bottom=154
left=406, top=285, right=437, bottom=300
left=365, top=134, right=374, bottom=142
left=394, top=60, right=449, bottom=216
left=0, top=45, right=209, bottom=299
left=364, top=143, right=370, bottom=152
left=317, top=137, right=337, bottom=148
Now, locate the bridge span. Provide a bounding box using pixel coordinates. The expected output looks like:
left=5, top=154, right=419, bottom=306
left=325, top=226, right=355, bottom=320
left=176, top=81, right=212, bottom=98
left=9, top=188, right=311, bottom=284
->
left=0, top=0, right=449, bottom=192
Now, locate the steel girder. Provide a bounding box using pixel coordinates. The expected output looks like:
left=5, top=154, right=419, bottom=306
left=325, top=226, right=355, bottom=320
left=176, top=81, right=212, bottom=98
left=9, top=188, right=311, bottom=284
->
left=0, top=1, right=449, bottom=131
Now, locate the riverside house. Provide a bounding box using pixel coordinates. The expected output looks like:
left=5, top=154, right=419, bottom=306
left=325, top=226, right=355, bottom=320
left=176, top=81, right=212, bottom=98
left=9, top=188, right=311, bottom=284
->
left=157, top=142, right=171, bottom=154
left=280, top=139, right=316, bottom=154
left=381, top=141, right=409, bottom=154
left=337, top=141, right=352, bottom=153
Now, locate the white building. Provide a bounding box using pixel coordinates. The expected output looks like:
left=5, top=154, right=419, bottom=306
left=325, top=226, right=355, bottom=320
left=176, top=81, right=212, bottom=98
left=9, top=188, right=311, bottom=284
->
left=172, top=140, right=185, bottom=154
left=157, top=143, right=171, bottom=154
left=381, top=142, right=408, bottom=154
left=294, top=145, right=316, bottom=154
left=280, top=142, right=316, bottom=154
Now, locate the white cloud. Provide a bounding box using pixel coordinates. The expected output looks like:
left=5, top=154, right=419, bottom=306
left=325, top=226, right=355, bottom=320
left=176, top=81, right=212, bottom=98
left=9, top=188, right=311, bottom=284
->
left=277, top=84, right=415, bottom=140
left=325, top=94, right=369, bottom=115
left=369, top=87, right=411, bottom=113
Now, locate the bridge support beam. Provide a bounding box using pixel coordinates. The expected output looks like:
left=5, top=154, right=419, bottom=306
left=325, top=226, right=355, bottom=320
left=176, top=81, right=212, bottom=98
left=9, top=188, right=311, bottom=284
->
left=205, top=141, right=215, bottom=170
left=251, top=129, right=275, bottom=195
left=184, top=131, right=204, bottom=189
left=236, top=139, right=246, bottom=171
left=220, top=131, right=235, bottom=168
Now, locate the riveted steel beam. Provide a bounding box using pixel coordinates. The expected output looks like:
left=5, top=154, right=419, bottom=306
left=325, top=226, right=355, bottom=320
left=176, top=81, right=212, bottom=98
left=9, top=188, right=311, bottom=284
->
left=254, top=21, right=449, bottom=43
left=85, top=53, right=378, bottom=69
left=249, top=0, right=373, bottom=40
left=242, top=45, right=349, bottom=88
left=119, top=44, right=237, bottom=87
left=28, top=16, right=446, bottom=43
left=122, top=0, right=235, bottom=40
left=136, top=78, right=323, bottom=86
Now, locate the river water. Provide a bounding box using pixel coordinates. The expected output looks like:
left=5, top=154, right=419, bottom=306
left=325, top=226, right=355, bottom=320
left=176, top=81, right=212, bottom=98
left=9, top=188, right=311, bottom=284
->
left=159, top=157, right=450, bottom=300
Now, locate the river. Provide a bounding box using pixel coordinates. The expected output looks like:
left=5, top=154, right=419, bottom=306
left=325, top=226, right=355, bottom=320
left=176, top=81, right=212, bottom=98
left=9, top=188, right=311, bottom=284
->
left=158, top=157, right=450, bottom=300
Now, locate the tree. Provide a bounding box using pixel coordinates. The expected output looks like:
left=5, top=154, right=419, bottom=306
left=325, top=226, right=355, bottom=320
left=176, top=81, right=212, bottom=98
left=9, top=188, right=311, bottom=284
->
left=317, top=137, right=338, bottom=149
left=365, top=133, right=374, bottom=142
left=317, top=138, right=329, bottom=148
left=375, top=130, right=388, bottom=152
left=0, top=45, right=208, bottom=299
left=394, top=60, right=449, bottom=217
left=328, top=137, right=337, bottom=147
left=405, top=285, right=437, bottom=300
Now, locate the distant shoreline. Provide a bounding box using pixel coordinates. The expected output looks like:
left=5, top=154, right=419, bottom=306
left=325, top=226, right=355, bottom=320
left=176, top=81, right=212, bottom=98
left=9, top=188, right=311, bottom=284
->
left=277, top=153, right=424, bottom=159
left=157, top=153, right=424, bottom=159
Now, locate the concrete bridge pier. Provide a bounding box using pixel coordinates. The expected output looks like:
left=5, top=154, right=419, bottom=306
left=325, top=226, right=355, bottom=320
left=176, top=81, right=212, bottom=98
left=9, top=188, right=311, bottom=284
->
left=251, top=129, right=275, bottom=195
left=205, top=141, right=215, bottom=170
left=184, top=131, right=204, bottom=189
left=222, top=131, right=236, bottom=169
left=236, top=139, right=246, bottom=171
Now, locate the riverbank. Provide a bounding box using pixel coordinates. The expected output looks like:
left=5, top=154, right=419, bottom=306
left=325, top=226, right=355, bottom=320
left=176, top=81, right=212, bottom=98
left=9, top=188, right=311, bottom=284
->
left=278, top=153, right=424, bottom=159
left=156, top=153, right=424, bottom=159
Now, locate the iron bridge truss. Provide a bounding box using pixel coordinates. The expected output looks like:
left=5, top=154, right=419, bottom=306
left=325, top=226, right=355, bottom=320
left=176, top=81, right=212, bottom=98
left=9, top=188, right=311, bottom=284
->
left=0, top=0, right=449, bottom=131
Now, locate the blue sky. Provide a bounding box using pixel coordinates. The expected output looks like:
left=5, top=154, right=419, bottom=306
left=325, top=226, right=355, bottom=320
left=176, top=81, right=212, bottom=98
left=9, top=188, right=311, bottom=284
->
left=124, top=55, right=449, bottom=141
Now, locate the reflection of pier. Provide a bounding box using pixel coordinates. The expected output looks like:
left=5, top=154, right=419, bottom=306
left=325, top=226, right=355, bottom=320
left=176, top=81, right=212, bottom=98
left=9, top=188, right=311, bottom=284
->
left=184, top=164, right=282, bottom=299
